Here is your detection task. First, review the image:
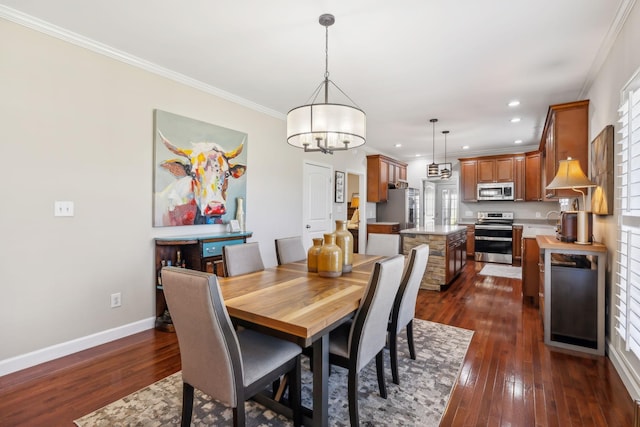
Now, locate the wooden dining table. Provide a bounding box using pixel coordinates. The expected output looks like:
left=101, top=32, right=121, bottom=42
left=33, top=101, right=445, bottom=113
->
left=218, top=253, right=385, bottom=427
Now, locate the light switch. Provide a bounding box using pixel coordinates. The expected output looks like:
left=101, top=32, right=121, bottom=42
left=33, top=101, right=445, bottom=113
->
left=54, top=201, right=74, bottom=217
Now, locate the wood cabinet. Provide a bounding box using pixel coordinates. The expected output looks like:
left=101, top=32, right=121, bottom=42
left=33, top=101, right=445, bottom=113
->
left=367, top=222, right=400, bottom=237
left=512, top=225, right=523, bottom=265
left=522, top=237, right=540, bottom=306
left=460, top=160, right=478, bottom=202
left=514, top=155, right=525, bottom=201
left=466, top=225, right=475, bottom=257
left=540, top=100, right=589, bottom=199
left=366, top=155, right=407, bottom=202
left=477, top=157, right=514, bottom=183
left=446, top=230, right=467, bottom=285
left=525, top=151, right=542, bottom=201
left=154, top=232, right=253, bottom=331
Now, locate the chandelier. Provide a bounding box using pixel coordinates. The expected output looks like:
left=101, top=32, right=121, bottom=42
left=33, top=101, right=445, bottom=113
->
left=440, top=130, right=452, bottom=179
left=286, top=14, right=366, bottom=154
left=427, top=118, right=440, bottom=177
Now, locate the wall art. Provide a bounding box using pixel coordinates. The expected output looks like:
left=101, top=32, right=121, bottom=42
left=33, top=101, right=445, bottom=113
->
left=590, top=124, right=614, bottom=215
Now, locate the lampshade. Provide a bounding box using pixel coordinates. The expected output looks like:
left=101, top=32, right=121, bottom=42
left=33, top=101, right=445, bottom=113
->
left=286, top=14, right=366, bottom=154
left=546, top=158, right=596, bottom=190
left=350, top=194, right=360, bottom=208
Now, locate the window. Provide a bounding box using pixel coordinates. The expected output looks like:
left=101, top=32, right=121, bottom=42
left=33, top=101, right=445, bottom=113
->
left=616, top=74, right=640, bottom=357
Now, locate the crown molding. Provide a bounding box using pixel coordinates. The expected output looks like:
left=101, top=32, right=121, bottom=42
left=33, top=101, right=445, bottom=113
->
left=0, top=5, right=286, bottom=120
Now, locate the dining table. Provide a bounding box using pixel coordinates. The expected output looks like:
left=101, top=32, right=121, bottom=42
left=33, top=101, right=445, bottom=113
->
left=218, top=253, right=385, bottom=427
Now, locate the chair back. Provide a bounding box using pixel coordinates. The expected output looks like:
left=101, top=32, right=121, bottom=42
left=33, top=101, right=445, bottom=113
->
left=275, top=236, right=307, bottom=265
left=365, top=233, right=400, bottom=256
left=393, top=244, right=429, bottom=333
left=350, top=255, right=404, bottom=371
left=223, top=242, right=265, bottom=277
left=161, top=267, right=243, bottom=408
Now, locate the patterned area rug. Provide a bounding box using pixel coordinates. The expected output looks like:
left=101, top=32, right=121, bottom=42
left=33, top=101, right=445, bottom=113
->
left=74, top=319, right=473, bottom=427
left=479, top=264, right=522, bottom=280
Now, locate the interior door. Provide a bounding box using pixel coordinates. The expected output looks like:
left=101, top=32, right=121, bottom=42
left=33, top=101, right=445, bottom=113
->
left=303, top=162, right=333, bottom=248
left=422, top=180, right=435, bottom=227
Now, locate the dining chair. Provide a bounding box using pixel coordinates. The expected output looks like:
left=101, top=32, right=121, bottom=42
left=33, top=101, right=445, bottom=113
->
left=161, top=267, right=302, bottom=427
left=365, top=233, right=401, bottom=256
left=275, top=236, right=307, bottom=265
left=222, top=242, right=265, bottom=277
left=327, top=254, right=405, bottom=426
left=388, top=244, right=429, bottom=385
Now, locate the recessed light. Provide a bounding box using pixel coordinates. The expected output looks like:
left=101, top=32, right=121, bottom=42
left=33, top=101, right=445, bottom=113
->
left=395, top=143, right=402, bottom=148
left=415, top=154, right=421, bottom=157
left=510, top=117, right=521, bottom=123
left=462, top=145, right=470, bottom=150
left=514, top=139, right=523, bottom=144
left=508, top=100, right=520, bottom=107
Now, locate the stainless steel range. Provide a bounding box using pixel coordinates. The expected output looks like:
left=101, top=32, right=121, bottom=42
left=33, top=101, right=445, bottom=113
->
left=474, top=211, right=514, bottom=264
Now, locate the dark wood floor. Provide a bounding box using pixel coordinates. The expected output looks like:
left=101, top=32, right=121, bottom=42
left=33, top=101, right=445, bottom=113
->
left=0, top=260, right=634, bottom=426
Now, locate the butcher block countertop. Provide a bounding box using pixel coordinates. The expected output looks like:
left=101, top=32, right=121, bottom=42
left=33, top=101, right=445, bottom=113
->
left=400, top=225, right=467, bottom=236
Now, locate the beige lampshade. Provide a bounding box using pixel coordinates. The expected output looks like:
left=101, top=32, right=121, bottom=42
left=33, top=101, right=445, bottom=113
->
left=546, top=158, right=596, bottom=190
left=350, top=194, right=360, bottom=208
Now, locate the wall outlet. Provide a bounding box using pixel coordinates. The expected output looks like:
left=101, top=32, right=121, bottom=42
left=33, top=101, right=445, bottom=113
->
left=535, top=212, right=542, bottom=218
left=54, top=201, right=74, bottom=217
left=110, top=292, right=122, bottom=308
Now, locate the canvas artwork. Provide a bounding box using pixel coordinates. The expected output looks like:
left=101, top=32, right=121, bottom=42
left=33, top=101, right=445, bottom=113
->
left=153, top=110, right=247, bottom=227
left=590, top=125, right=614, bottom=216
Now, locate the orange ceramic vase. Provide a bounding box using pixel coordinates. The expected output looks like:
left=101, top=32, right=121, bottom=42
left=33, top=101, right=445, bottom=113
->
left=335, top=220, right=354, bottom=273
left=318, top=233, right=343, bottom=278
left=307, top=237, right=324, bottom=272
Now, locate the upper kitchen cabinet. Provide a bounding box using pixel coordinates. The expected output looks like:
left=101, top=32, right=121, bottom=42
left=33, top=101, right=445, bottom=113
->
left=525, top=151, right=542, bottom=201
left=540, top=100, right=589, bottom=199
left=460, top=159, right=478, bottom=202
left=366, top=154, right=407, bottom=202
left=514, top=154, right=525, bottom=202
left=477, top=155, right=514, bottom=183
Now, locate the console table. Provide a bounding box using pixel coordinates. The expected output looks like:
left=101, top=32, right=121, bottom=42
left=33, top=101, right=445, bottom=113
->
left=154, top=231, right=253, bottom=331
left=536, top=235, right=606, bottom=356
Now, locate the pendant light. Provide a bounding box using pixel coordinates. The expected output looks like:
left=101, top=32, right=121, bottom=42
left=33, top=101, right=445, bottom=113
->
left=440, top=130, right=451, bottom=179
left=427, top=118, right=439, bottom=177
left=286, top=14, right=366, bottom=154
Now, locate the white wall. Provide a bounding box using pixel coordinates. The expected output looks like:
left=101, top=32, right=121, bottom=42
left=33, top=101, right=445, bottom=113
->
left=0, top=17, right=368, bottom=372
left=586, top=0, right=640, bottom=399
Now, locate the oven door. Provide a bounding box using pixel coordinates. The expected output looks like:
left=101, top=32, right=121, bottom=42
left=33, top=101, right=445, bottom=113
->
left=474, top=225, right=513, bottom=264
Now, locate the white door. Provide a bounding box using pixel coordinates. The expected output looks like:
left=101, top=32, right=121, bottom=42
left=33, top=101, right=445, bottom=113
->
left=422, top=180, right=435, bottom=227
left=303, top=162, right=333, bottom=248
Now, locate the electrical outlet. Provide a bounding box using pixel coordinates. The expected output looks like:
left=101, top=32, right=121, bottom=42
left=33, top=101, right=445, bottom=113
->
left=535, top=212, right=542, bottom=218
left=110, top=292, right=122, bottom=308
left=54, top=201, right=74, bottom=217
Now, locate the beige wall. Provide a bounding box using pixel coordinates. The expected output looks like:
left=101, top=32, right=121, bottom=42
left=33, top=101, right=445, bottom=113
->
left=0, top=17, right=369, bottom=369
left=586, top=0, right=640, bottom=399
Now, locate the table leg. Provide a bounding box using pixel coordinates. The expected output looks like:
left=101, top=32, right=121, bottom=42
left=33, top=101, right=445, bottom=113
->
left=312, top=334, right=329, bottom=427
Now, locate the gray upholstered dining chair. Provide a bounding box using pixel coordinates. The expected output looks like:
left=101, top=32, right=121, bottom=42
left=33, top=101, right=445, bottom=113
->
left=161, top=267, right=302, bottom=427
left=365, top=233, right=401, bottom=256
left=222, top=242, right=265, bottom=277
left=275, top=236, right=307, bottom=265
left=388, top=244, right=429, bottom=385
left=327, top=254, right=405, bottom=426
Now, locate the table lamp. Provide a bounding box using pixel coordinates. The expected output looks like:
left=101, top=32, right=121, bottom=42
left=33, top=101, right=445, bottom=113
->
left=349, top=194, right=360, bottom=227
left=545, top=157, right=596, bottom=244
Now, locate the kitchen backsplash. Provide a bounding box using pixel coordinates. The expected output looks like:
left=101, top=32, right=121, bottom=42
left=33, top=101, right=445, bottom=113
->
left=459, top=199, right=572, bottom=222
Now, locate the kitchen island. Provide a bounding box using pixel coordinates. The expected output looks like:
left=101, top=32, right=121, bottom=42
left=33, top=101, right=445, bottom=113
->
left=400, top=225, right=467, bottom=291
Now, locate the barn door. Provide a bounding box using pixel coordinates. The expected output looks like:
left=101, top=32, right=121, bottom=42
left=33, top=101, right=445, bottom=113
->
left=303, top=161, right=333, bottom=248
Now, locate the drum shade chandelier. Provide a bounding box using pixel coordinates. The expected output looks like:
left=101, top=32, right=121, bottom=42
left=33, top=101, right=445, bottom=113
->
left=440, top=130, right=452, bottom=179
left=286, top=14, right=366, bottom=154
left=427, top=118, right=440, bottom=177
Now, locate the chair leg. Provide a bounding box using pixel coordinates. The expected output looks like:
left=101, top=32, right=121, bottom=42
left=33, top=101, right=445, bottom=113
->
left=389, top=329, right=400, bottom=385
left=181, top=382, right=194, bottom=427
left=407, top=319, right=416, bottom=360
left=291, top=357, right=302, bottom=427
left=233, top=403, right=245, bottom=427
left=376, top=351, right=387, bottom=399
left=348, top=369, right=360, bottom=427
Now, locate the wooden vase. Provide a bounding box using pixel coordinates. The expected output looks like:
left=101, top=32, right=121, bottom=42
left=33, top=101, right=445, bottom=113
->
left=335, top=220, right=354, bottom=273
left=318, top=233, right=343, bottom=278
left=307, top=237, right=324, bottom=272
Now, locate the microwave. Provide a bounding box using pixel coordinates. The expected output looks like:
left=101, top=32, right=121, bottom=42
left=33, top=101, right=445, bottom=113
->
left=477, top=182, right=515, bottom=201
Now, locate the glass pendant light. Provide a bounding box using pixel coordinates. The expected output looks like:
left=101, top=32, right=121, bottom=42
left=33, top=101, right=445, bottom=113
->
left=427, top=118, right=439, bottom=177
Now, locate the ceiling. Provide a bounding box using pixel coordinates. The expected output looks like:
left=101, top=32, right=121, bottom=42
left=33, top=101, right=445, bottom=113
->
left=0, top=1, right=628, bottom=161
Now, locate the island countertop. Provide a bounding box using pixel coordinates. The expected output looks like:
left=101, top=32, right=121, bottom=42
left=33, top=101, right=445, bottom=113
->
left=400, top=225, right=467, bottom=236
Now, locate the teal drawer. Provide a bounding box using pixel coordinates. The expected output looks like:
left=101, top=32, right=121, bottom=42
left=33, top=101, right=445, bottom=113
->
left=202, top=239, right=245, bottom=258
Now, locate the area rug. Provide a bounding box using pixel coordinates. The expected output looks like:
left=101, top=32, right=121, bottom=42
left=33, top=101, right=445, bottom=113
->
left=479, top=264, right=522, bottom=280
left=74, top=319, right=473, bottom=427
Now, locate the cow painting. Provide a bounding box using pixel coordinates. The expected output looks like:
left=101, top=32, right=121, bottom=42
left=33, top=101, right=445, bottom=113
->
left=153, top=114, right=247, bottom=227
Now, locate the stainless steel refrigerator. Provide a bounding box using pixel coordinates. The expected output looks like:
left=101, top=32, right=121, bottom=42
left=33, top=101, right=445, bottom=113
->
left=376, top=188, right=420, bottom=230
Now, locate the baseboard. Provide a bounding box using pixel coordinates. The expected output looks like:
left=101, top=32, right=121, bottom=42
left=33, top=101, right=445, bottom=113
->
left=0, top=317, right=156, bottom=376
left=607, top=340, right=640, bottom=400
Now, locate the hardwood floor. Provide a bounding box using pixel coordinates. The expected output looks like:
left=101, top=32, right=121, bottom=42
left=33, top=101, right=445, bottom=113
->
left=0, top=260, right=634, bottom=426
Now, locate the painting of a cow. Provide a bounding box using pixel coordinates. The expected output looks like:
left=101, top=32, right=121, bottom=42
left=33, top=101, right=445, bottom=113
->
left=153, top=110, right=247, bottom=227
